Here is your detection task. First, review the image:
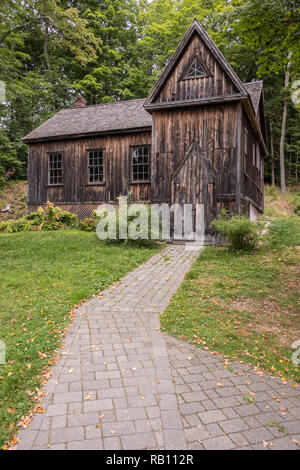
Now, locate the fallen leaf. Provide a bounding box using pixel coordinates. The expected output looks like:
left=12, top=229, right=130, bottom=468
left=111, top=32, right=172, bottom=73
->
left=84, top=392, right=94, bottom=401
left=272, top=396, right=280, bottom=402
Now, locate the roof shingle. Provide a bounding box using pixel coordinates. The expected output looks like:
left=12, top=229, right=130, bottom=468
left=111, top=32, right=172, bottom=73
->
left=244, top=81, right=263, bottom=115
left=22, top=98, right=152, bottom=143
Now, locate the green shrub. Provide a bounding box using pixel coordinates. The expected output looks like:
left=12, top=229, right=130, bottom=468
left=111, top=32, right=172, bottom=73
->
left=97, top=206, right=158, bottom=247
left=211, top=215, right=259, bottom=251
left=0, top=202, right=80, bottom=234
left=0, top=218, right=33, bottom=233
left=80, top=217, right=97, bottom=232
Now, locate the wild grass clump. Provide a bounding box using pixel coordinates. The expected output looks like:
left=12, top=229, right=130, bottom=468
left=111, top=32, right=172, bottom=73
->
left=212, top=211, right=259, bottom=251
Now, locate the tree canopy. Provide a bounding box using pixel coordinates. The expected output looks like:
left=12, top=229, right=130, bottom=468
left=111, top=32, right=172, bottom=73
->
left=0, top=0, right=299, bottom=187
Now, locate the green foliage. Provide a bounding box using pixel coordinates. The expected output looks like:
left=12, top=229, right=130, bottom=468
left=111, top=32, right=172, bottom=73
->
left=267, top=421, right=288, bottom=435
left=266, top=217, right=300, bottom=248
left=79, top=217, right=97, bottom=232
left=0, top=0, right=299, bottom=188
left=0, top=201, right=79, bottom=233
left=212, top=215, right=259, bottom=251
left=102, top=205, right=159, bottom=248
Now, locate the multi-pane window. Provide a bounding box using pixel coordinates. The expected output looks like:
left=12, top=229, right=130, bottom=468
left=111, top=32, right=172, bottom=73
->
left=88, top=149, right=103, bottom=183
left=48, top=152, right=62, bottom=185
left=256, top=144, right=260, bottom=170
left=132, top=146, right=150, bottom=182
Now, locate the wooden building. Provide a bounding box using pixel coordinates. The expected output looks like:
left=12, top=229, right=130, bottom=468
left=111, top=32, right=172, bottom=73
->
left=23, top=19, right=267, bottom=238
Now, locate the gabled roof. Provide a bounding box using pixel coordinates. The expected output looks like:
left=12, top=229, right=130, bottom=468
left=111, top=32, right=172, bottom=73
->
left=244, top=81, right=263, bottom=116
left=144, top=18, right=248, bottom=107
left=22, top=99, right=152, bottom=143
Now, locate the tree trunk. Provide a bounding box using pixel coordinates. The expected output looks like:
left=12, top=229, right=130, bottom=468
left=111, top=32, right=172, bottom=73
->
left=44, top=22, right=51, bottom=70
left=270, top=119, right=275, bottom=186
left=279, top=53, right=292, bottom=194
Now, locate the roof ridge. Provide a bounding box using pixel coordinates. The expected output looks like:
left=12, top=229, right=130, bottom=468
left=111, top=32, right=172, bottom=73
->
left=244, top=80, right=263, bottom=85
left=59, top=97, right=146, bottom=111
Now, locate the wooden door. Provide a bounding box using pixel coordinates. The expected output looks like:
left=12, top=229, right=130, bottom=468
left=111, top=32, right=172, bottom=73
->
left=171, top=142, right=217, bottom=238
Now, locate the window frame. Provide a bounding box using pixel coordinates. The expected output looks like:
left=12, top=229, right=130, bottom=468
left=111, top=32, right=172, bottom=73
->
left=243, top=127, right=248, bottom=174
left=47, top=151, right=63, bottom=186
left=252, top=143, right=256, bottom=167
left=256, top=143, right=260, bottom=170
left=130, top=145, right=151, bottom=184
left=87, top=148, right=105, bottom=185
left=244, top=127, right=248, bottom=155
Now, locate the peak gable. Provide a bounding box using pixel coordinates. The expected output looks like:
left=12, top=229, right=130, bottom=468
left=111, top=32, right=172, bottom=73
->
left=145, top=19, right=247, bottom=109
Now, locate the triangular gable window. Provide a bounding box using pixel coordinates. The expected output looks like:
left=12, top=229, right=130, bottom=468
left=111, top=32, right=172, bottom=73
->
left=183, top=55, right=208, bottom=79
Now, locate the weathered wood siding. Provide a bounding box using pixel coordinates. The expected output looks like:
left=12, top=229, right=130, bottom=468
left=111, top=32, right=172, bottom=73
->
left=240, top=110, right=264, bottom=211
left=27, top=132, right=152, bottom=205
left=151, top=104, right=238, bottom=211
left=154, top=32, right=238, bottom=104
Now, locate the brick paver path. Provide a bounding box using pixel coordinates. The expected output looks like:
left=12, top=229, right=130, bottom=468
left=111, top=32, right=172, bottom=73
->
left=17, top=246, right=300, bottom=450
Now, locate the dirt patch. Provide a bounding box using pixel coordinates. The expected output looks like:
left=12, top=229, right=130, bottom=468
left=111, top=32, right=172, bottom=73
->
left=0, top=181, right=27, bottom=220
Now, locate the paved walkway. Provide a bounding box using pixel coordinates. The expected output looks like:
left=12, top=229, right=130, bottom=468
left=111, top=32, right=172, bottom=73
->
left=18, top=246, right=300, bottom=450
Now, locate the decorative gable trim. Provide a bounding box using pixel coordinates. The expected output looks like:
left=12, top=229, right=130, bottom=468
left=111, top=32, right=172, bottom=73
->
left=180, top=51, right=212, bottom=80
left=172, top=139, right=217, bottom=181
left=145, top=18, right=248, bottom=108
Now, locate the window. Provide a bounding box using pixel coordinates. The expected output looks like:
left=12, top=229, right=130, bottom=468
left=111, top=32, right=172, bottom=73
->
left=183, top=55, right=208, bottom=80
left=88, top=149, right=103, bottom=183
left=244, top=128, right=248, bottom=154
left=253, top=144, right=256, bottom=166
left=132, top=146, right=150, bottom=182
left=48, top=152, right=62, bottom=185
left=243, top=128, right=248, bottom=172
left=256, top=144, right=260, bottom=170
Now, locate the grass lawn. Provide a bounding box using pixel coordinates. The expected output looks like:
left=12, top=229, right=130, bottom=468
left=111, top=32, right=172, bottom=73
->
left=161, top=217, right=300, bottom=383
left=0, top=230, right=159, bottom=447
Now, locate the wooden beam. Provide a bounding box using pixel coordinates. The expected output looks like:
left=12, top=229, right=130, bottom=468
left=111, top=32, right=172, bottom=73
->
left=144, top=94, right=246, bottom=112
left=23, top=126, right=152, bottom=144
left=240, top=194, right=264, bottom=213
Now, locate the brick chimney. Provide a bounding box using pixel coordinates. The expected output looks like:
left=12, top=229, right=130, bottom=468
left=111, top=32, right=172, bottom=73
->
left=74, top=96, right=87, bottom=107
